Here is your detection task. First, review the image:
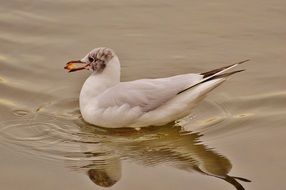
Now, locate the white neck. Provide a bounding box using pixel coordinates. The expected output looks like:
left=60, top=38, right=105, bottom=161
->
left=79, top=56, right=120, bottom=110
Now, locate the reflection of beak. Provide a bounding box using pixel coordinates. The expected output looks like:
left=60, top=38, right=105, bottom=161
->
left=64, top=60, right=90, bottom=72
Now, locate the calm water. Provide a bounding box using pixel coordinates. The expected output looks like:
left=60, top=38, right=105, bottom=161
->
left=1, top=1, right=286, bottom=190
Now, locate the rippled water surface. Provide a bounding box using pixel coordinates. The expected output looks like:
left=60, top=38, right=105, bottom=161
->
left=1, top=1, right=286, bottom=190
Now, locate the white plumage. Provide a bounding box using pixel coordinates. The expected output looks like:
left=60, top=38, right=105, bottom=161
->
left=65, top=47, right=247, bottom=128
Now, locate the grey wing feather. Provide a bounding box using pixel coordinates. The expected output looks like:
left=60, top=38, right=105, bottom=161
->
left=96, top=74, right=202, bottom=112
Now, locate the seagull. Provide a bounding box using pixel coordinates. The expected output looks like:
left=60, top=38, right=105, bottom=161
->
left=65, top=47, right=248, bottom=128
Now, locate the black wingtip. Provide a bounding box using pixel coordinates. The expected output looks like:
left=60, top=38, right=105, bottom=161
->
left=207, top=69, right=245, bottom=80
left=237, top=59, right=250, bottom=65
left=222, top=175, right=247, bottom=190
left=232, top=176, right=252, bottom=183
left=177, top=69, right=245, bottom=94
left=178, top=60, right=248, bottom=94
left=201, top=59, right=250, bottom=78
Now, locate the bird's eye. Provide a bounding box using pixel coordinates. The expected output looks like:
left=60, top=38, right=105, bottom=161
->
left=88, top=56, right=94, bottom=63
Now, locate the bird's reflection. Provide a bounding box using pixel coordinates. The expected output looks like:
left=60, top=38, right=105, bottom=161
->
left=0, top=110, right=250, bottom=189
left=70, top=120, right=250, bottom=190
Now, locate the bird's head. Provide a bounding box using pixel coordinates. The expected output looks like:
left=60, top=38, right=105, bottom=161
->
left=65, top=47, right=116, bottom=73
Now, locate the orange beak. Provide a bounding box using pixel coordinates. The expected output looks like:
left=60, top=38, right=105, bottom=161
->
left=64, top=60, right=90, bottom=72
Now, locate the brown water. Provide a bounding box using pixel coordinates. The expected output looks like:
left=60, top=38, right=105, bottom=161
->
left=1, top=1, right=286, bottom=190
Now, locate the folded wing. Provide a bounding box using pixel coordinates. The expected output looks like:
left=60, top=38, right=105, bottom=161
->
left=96, top=74, right=203, bottom=112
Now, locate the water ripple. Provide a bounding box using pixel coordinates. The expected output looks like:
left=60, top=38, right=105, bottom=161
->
left=0, top=96, right=262, bottom=189
left=0, top=114, right=109, bottom=162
